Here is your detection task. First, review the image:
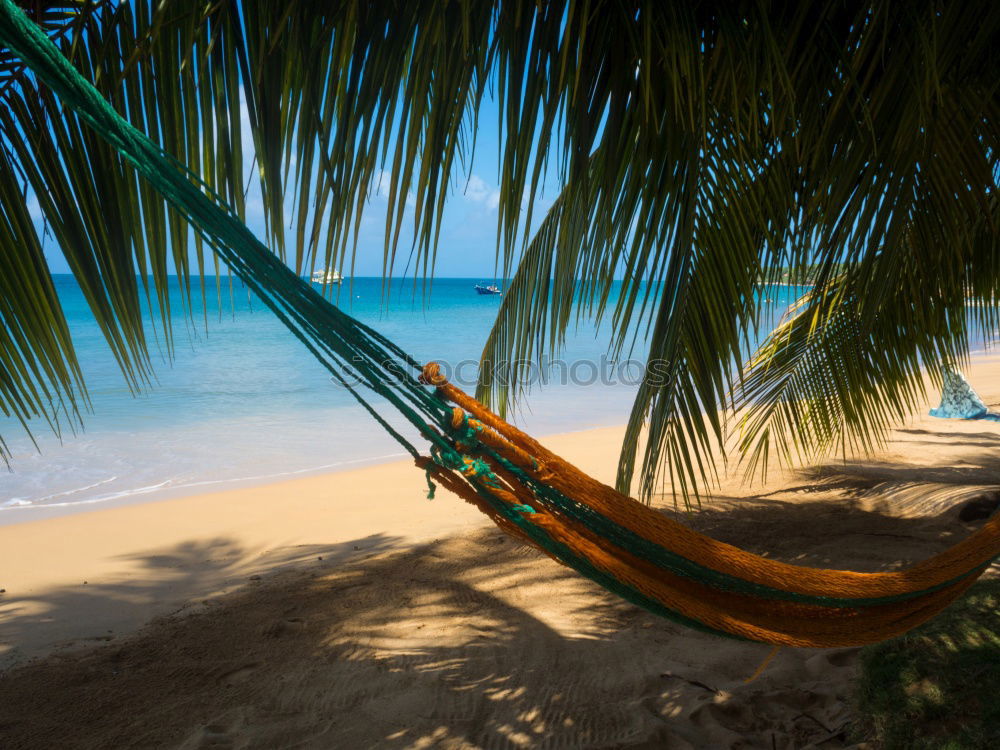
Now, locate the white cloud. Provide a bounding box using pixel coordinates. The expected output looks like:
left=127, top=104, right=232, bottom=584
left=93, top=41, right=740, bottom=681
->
left=463, top=174, right=501, bottom=211
left=373, top=169, right=392, bottom=198
left=370, top=170, right=416, bottom=210
left=464, top=174, right=490, bottom=202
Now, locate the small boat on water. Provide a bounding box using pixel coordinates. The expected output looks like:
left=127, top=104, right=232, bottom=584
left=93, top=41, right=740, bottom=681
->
left=474, top=283, right=501, bottom=295
left=311, top=269, right=344, bottom=284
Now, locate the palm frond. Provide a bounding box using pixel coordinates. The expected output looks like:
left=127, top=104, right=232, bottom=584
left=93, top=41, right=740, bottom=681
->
left=0, top=0, right=247, bottom=454
left=0, top=0, right=103, bottom=94
left=477, top=1, right=1000, bottom=503
left=736, top=193, right=1000, bottom=483
left=0, top=142, right=85, bottom=450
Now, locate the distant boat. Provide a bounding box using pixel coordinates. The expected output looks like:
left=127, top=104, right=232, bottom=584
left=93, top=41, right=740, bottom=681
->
left=474, top=283, right=501, bottom=295
left=311, top=269, right=344, bottom=284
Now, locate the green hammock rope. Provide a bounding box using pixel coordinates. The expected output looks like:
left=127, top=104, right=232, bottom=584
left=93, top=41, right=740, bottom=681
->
left=3, top=0, right=998, bottom=647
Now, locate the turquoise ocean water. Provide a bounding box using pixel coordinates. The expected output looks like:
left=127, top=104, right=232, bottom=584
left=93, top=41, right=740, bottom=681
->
left=0, top=276, right=807, bottom=523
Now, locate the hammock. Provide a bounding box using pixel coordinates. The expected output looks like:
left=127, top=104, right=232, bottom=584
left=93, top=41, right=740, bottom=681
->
left=3, top=0, right=999, bottom=648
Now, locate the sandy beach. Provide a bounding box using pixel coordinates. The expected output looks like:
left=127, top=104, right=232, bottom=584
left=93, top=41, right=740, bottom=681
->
left=2, top=355, right=1000, bottom=748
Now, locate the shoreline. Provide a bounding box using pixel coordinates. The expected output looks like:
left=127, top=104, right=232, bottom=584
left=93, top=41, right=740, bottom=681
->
left=0, top=448, right=411, bottom=527
left=0, top=414, right=631, bottom=527
left=0, top=405, right=639, bottom=527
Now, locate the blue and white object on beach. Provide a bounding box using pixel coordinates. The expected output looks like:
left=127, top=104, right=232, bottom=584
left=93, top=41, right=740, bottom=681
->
left=930, top=368, right=1000, bottom=422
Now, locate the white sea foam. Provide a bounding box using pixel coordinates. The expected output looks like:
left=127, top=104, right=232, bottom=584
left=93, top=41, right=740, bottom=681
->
left=0, top=453, right=409, bottom=514
left=0, top=480, right=172, bottom=512
left=33, top=476, right=119, bottom=504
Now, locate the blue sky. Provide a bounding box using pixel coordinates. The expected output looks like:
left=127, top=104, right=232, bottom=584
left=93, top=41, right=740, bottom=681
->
left=37, top=91, right=557, bottom=279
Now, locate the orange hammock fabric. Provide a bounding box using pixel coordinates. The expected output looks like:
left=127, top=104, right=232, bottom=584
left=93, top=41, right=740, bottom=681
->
left=418, top=364, right=1000, bottom=648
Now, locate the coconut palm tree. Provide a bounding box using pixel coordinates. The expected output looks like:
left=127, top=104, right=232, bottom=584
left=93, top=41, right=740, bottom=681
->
left=1, top=0, right=998, bottom=504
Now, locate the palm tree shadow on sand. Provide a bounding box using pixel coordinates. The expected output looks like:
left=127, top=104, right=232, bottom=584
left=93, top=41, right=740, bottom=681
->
left=0, top=533, right=403, bottom=670
left=2, top=473, right=998, bottom=749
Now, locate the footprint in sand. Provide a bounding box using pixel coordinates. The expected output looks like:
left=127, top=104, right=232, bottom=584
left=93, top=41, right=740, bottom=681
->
left=190, top=724, right=234, bottom=749
left=177, top=708, right=250, bottom=750
left=261, top=617, right=307, bottom=638
left=216, top=662, right=259, bottom=687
